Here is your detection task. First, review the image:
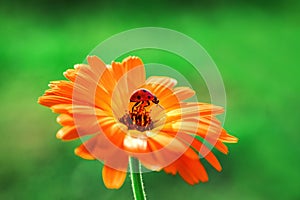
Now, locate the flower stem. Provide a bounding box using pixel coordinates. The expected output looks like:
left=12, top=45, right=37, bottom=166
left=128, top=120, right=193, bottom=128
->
left=129, top=157, right=146, bottom=200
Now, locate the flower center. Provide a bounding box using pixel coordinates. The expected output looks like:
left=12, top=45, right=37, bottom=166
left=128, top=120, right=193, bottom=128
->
left=119, top=101, right=154, bottom=132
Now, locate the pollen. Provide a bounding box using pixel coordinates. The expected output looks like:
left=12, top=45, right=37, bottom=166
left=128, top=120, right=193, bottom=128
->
left=119, top=103, right=154, bottom=132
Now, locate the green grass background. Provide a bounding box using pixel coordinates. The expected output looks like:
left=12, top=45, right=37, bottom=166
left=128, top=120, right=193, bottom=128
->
left=1, top=0, right=299, bottom=199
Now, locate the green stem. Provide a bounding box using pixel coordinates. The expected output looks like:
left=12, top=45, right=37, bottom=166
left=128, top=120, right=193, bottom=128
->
left=129, top=157, right=146, bottom=200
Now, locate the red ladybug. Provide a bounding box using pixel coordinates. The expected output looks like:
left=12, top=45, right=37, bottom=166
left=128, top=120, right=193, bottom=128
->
left=130, top=88, right=159, bottom=112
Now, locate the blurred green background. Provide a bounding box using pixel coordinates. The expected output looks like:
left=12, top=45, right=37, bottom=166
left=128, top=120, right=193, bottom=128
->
left=1, top=0, right=299, bottom=199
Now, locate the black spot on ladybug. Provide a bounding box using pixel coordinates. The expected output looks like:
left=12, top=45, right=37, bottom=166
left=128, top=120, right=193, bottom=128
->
left=142, top=89, right=147, bottom=92
left=137, top=95, right=141, bottom=100
left=148, top=96, right=151, bottom=99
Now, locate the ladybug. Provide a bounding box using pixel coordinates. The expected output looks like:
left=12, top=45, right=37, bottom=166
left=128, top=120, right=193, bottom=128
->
left=130, top=88, right=159, bottom=112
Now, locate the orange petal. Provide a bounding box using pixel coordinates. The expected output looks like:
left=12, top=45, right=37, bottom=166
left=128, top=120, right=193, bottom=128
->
left=178, top=156, right=208, bottom=184
left=75, top=134, right=129, bottom=170
left=95, top=86, right=114, bottom=113
left=123, top=56, right=144, bottom=71
left=75, top=135, right=111, bottom=160
left=210, top=139, right=229, bottom=154
left=51, top=104, right=72, bottom=114
left=146, top=76, right=177, bottom=89
left=204, top=151, right=222, bottom=171
left=87, top=56, right=107, bottom=77
left=122, top=56, right=145, bottom=89
left=150, top=134, right=187, bottom=155
left=138, top=139, right=175, bottom=170
left=89, top=55, right=118, bottom=94
left=163, top=164, right=177, bottom=175
left=111, top=60, right=126, bottom=81
left=164, top=154, right=208, bottom=185
left=159, top=130, right=222, bottom=171
left=153, top=132, right=199, bottom=160
left=218, top=129, right=239, bottom=143
left=75, top=63, right=103, bottom=85
left=38, top=95, right=72, bottom=107
left=189, top=138, right=222, bottom=171
left=173, top=87, right=195, bottom=101
left=63, top=68, right=79, bottom=82
left=178, top=102, right=224, bottom=116
left=67, top=57, right=109, bottom=112
left=56, top=126, right=79, bottom=140
left=74, top=143, right=96, bottom=160
left=47, top=80, right=73, bottom=95
left=137, top=133, right=198, bottom=171
left=102, top=165, right=127, bottom=189
left=56, top=114, right=74, bottom=126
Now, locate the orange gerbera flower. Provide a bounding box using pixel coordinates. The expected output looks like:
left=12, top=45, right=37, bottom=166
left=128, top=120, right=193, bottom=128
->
left=38, top=56, right=237, bottom=189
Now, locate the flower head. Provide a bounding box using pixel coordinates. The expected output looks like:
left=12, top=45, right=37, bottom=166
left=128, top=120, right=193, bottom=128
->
left=38, top=56, right=237, bottom=189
